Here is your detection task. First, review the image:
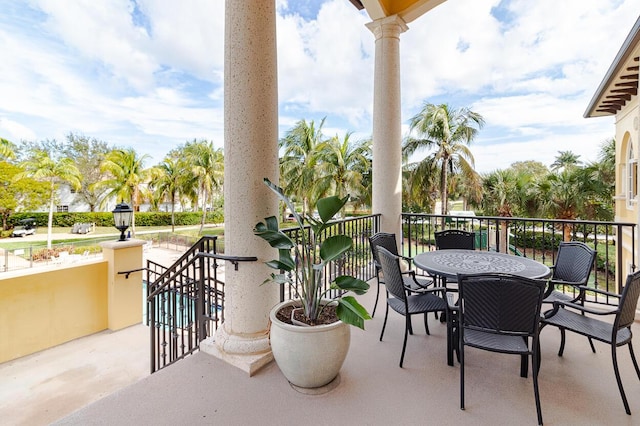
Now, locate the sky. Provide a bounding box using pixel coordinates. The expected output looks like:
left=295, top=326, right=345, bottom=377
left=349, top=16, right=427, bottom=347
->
left=1, top=0, right=639, bottom=173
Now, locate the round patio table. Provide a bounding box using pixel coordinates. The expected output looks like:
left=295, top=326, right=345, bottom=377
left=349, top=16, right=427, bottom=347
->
left=413, top=249, right=551, bottom=281
left=414, top=249, right=550, bottom=366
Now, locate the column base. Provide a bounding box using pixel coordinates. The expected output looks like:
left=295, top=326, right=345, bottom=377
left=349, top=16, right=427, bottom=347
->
left=200, top=323, right=273, bottom=376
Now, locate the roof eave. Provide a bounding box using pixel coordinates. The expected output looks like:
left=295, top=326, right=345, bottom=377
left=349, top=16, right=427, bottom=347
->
left=584, top=16, right=640, bottom=118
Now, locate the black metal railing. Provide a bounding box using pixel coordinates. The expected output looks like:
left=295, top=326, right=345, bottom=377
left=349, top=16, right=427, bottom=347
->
left=280, top=214, right=380, bottom=302
left=144, top=236, right=255, bottom=373
left=402, top=213, right=636, bottom=304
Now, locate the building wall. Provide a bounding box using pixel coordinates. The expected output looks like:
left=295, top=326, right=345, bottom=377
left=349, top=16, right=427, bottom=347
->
left=615, top=98, right=640, bottom=278
left=0, top=260, right=109, bottom=363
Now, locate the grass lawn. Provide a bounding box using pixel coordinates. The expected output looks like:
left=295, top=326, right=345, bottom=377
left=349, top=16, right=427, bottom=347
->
left=0, top=224, right=225, bottom=251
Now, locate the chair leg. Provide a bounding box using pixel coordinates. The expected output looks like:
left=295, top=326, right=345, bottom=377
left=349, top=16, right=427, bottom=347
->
left=628, top=341, right=640, bottom=381
left=532, top=351, right=543, bottom=425
left=460, top=339, right=465, bottom=410
left=371, top=279, right=381, bottom=318
left=612, top=344, right=632, bottom=415
left=379, top=303, right=389, bottom=342
left=424, top=313, right=430, bottom=335
left=447, top=314, right=454, bottom=366
left=558, top=328, right=566, bottom=356
left=400, top=316, right=410, bottom=368
left=588, top=337, right=596, bottom=353
left=520, top=354, right=529, bottom=378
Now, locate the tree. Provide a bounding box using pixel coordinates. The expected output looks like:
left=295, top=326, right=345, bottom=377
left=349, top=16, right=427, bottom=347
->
left=279, top=118, right=326, bottom=215
left=403, top=157, right=439, bottom=212
left=61, top=133, right=112, bottom=211
left=314, top=133, right=371, bottom=207
left=183, top=140, right=224, bottom=233
left=151, top=155, right=185, bottom=232
left=19, top=149, right=81, bottom=248
left=0, top=161, right=47, bottom=230
left=96, top=148, right=151, bottom=236
left=550, top=150, right=581, bottom=171
left=535, top=168, right=586, bottom=241
left=0, top=138, right=15, bottom=160
left=403, top=103, right=485, bottom=215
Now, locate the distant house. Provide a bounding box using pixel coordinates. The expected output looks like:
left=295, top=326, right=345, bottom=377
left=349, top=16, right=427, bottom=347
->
left=585, top=15, right=640, bottom=280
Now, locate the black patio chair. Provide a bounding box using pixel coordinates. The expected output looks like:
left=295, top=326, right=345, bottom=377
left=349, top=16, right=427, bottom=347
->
left=434, top=229, right=475, bottom=250
left=369, top=232, right=434, bottom=318
left=543, top=241, right=596, bottom=305
left=377, top=246, right=447, bottom=368
left=541, top=270, right=640, bottom=415
left=457, top=273, right=546, bottom=426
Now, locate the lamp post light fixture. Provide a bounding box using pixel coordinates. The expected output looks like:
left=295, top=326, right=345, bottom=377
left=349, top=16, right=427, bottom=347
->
left=112, top=202, right=133, bottom=241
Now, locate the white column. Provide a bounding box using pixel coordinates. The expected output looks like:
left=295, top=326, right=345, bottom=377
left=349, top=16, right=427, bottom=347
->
left=366, top=15, right=407, bottom=243
left=201, top=0, right=279, bottom=375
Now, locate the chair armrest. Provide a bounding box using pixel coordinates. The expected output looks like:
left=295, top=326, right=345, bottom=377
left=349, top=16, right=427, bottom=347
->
left=552, top=300, right=618, bottom=316
left=400, top=255, right=413, bottom=264
left=548, top=278, right=586, bottom=287
left=577, top=285, right=621, bottom=299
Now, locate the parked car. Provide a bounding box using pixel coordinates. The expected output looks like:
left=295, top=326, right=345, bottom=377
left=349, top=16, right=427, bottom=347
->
left=11, top=218, right=37, bottom=237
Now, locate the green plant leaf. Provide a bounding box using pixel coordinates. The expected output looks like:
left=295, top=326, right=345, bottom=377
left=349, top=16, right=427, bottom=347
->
left=333, top=275, right=370, bottom=295
left=317, top=195, right=349, bottom=223
left=254, top=219, right=294, bottom=249
left=263, top=178, right=304, bottom=228
left=319, top=234, right=352, bottom=263
left=336, top=296, right=371, bottom=330
left=262, top=273, right=290, bottom=285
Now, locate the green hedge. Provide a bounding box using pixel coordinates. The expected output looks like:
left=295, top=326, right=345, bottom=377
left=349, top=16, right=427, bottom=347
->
left=8, top=209, right=224, bottom=228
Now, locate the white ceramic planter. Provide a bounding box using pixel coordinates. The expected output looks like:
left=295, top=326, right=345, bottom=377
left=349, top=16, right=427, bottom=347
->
left=269, top=300, right=350, bottom=389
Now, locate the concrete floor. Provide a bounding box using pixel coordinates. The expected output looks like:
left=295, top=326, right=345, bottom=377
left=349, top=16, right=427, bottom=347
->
left=0, top=324, right=149, bottom=426
left=3, top=246, right=640, bottom=425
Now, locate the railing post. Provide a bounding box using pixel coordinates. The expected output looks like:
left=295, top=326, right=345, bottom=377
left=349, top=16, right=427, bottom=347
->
left=197, top=245, right=206, bottom=342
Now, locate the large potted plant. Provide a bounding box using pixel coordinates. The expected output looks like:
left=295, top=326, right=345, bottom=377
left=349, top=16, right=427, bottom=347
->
left=254, top=178, right=370, bottom=389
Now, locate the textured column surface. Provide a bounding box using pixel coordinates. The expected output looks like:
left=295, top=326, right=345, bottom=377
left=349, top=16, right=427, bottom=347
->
left=367, top=15, right=407, bottom=240
left=202, top=0, right=279, bottom=375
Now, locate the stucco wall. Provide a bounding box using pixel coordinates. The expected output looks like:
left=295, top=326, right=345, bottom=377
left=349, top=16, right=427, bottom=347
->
left=0, top=261, right=108, bottom=363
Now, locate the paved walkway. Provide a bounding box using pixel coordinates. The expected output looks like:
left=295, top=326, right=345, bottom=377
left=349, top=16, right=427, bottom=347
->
left=0, top=246, right=185, bottom=426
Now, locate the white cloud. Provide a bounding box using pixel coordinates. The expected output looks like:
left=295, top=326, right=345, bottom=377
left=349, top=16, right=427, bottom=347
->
left=0, top=0, right=638, bottom=173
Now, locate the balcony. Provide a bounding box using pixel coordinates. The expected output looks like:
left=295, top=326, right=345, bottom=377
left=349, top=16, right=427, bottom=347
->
left=2, top=214, right=640, bottom=424
left=10, top=284, right=640, bottom=425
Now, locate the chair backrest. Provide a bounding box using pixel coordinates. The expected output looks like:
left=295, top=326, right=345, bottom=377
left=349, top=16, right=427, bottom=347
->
left=369, top=232, right=399, bottom=269
left=552, top=242, right=596, bottom=285
left=616, top=270, right=640, bottom=330
left=377, top=246, right=407, bottom=301
left=458, top=273, right=545, bottom=336
left=435, top=229, right=475, bottom=250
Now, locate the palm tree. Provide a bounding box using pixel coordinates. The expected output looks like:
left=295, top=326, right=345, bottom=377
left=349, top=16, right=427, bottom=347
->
left=535, top=168, right=586, bottom=241
left=184, top=140, right=224, bottom=233
left=152, top=156, right=184, bottom=232
left=279, top=118, right=326, bottom=215
left=19, top=149, right=81, bottom=248
left=403, top=103, right=485, bottom=215
left=0, top=138, right=15, bottom=160
left=402, top=156, right=439, bottom=212
left=96, top=148, right=151, bottom=236
left=550, top=150, right=581, bottom=171
left=314, top=133, right=371, bottom=208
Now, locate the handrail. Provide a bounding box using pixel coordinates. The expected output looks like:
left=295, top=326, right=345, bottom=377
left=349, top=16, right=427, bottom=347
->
left=198, top=252, right=257, bottom=270
left=117, top=267, right=148, bottom=279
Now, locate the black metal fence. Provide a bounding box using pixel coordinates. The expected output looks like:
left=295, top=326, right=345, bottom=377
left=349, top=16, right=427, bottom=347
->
left=279, top=214, right=380, bottom=302
left=402, top=213, right=636, bottom=304
left=145, top=236, right=255, bottom=373
left=143, top=212, right=636, bottom=373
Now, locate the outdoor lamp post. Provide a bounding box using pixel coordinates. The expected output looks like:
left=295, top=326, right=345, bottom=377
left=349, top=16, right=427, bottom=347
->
left=112, top=202, right=133, bottom=241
